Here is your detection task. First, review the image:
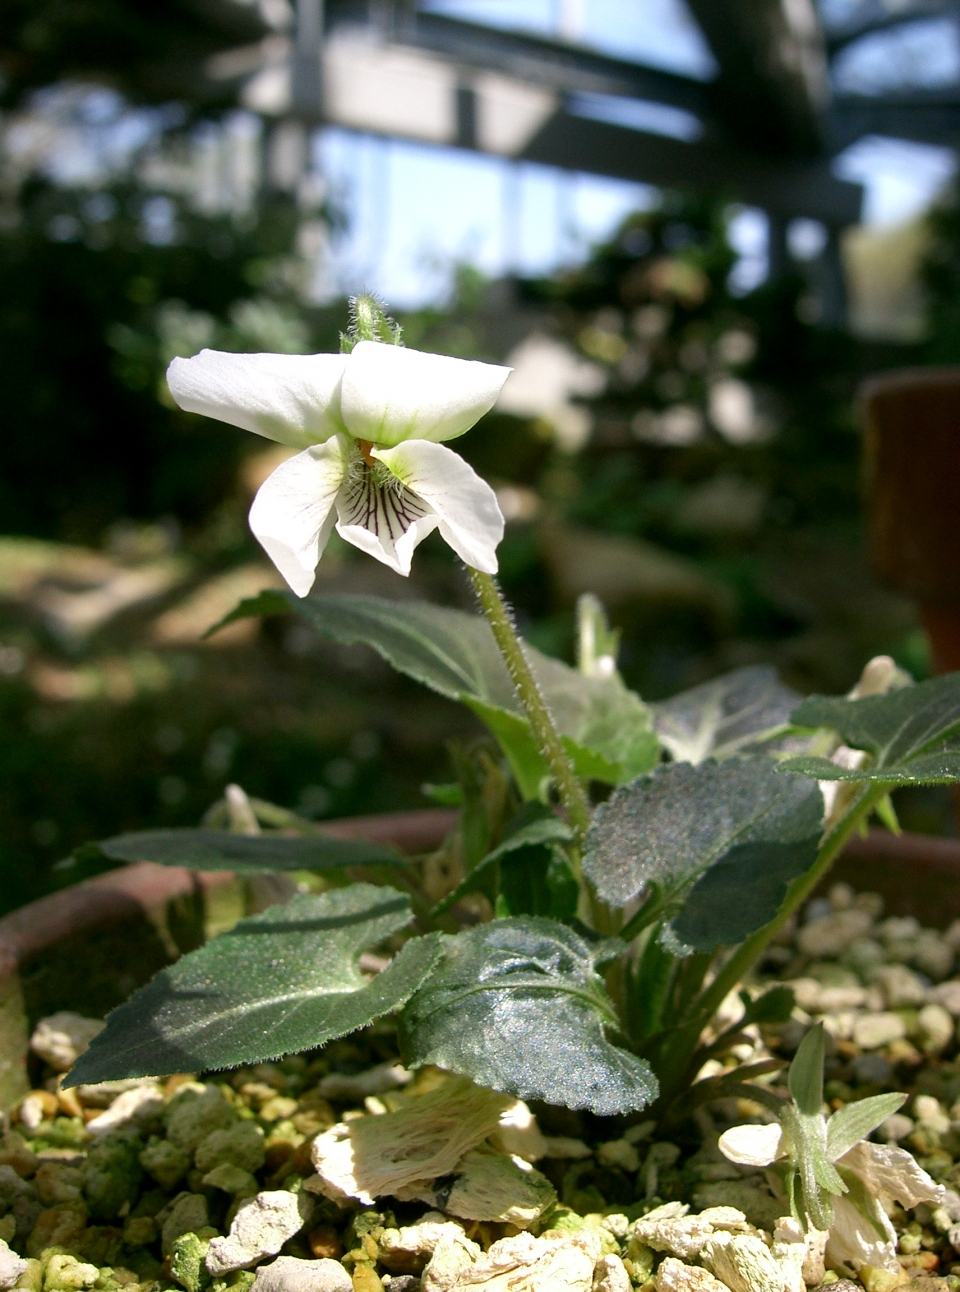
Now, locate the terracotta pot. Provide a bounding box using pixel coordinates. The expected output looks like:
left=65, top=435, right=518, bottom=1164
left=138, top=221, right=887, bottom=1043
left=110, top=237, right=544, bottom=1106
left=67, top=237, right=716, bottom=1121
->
left=0, top=807, right=457, bottom=1108
left=1, top=809, right=957, bottom=1109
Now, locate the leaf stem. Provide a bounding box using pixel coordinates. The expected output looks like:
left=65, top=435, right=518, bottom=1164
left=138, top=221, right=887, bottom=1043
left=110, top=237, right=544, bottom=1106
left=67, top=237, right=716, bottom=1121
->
left=688, top=780, right=892, bottom=1028
left=467, top=567, right=592, bottom=851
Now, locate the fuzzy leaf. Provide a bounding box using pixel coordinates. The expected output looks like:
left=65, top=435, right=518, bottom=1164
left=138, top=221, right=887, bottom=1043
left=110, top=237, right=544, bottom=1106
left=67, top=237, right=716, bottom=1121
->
left=93, top=828, right=402, bottom=872
left=651, top=666, right=801, bottom=764
left=264, top=593, right=658, bottom=789
left=825, top=1093, right=906, bottom=1162
left=783, top=674, right=960, bottom=784
left=399, top=917, right=657, bottom=1115
left=789, top=1023, right=825, bottom=1116
left=584, top=756, right=823, bottom=947
left=64, top=885, right=443, bottom=1085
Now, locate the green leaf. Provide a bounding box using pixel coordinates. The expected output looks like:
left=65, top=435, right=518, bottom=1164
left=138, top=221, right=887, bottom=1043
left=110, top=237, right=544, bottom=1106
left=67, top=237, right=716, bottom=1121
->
left=285, top=594, right=659, bottom=789
left=399, top=917, right=657, bottom=1115
left=204, top=589, right=291, bottom=639
left=789, top=1023, right=825, bottom=1116
left=93, top=828, right=402, bottom=872
left=64, top=885, right=443, bottom=1085
left=783, top=673, right=960, bottom=784
left=651, top=666, right=801, bottom=764
left=584, top=757, right=824, bottom=949
left=741, top=985, right=796, bottom=1026
left=432, top=804, right=573, bottom=918
left=825, top=1092, right=906, bottom=1162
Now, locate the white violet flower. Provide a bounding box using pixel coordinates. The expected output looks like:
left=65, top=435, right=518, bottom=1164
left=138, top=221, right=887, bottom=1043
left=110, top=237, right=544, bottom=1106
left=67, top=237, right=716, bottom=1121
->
left=166, top=339, right=511, bottom=594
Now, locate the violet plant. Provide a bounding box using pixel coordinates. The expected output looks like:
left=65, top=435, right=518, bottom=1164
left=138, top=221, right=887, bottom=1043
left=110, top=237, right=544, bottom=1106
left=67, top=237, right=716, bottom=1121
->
left=65, top=298, right=960, bottom=1138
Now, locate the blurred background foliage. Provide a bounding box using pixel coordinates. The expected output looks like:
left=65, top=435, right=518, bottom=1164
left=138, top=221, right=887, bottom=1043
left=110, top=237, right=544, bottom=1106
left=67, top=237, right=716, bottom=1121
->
left=1, top=0, right=957, bottom=914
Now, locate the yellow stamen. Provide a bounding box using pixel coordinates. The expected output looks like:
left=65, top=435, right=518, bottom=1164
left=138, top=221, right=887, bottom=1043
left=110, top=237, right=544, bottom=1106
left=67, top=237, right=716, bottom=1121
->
left=357, top=439, right=377, bottom=466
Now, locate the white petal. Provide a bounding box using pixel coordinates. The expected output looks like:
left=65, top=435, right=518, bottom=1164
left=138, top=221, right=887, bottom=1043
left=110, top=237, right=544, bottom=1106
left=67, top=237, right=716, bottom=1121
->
left=167, top=350, right=348, bottom=449
left=340, top=341, right=511, bottom=446
left=334, top=463, right=439, bottom=577
left=824, top=1194, right=898, bottom=1276
left=717, top=1123, right=783, bottom=1167
left=838, top=1140, right=945, bottom=1209
left=248, top=436, right=348, bottom=596
left=373, top=440, right=504, bottom=573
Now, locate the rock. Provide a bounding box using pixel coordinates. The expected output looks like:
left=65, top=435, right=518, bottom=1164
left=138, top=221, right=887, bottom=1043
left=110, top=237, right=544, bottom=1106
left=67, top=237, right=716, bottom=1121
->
left=399, top=1144, right=555, bottom=1228
left=850, top=1053, right=894, bottom=1085
left=201, top=1165, right=259, bottom=1197
left=83, top=1131, right=144, bottom=1222
left=170, top=1232, right=212, bottom=1292
left=700, top=1230, right=785, bottom=1292
left=841, top=937, right=886, bottom=978
left=25, top=1200, right=87, bottom=1257
left=858, top=1265, right=911, bottom=1292
left=593, top=1255, right=630, bottom=1292
left=490, top=1101, right=547, bottom=1163
left=542, top=1139, right=591, bottom=1160
left=656, top=1260, right=731, bottom=1292
left=317, top=1063, right=412, bottom=1102
left=596, top=1140, right=639, bottom=1173
left=0, top=1239, right=26, bottom=1290
left=914, top=1096, right=950, bottom=1133
left=85, top=1086, right=162, bottom=1137
left=140, top=1137, right=190, bottom=1189
left=878, top=1114, right=914, bottom=1142
left=917, top=1004, right=954, bottom=1055
left=871, top=965, right=927, bottom=1009
left=250, top=1257, right=352, bottom=1292
left=308, top=1076, right=511, bottom=1206
left=0, top=1132, right=37, bottom=1179
left=195, top=1123, right=266, bottom=1175
left=161, top=1192, right=209, bottom=1257
left=797, top=910, right=873, bottom=958
left=630, top=1204, right=750, bottom=1260
left=165, top=1088, right=238, bottom=1156
left=852, top=1012, right=907, bottom=1050
left=33, top=1162, right=83, bottom=1207
left=419, top=1233, right=482, bottom=1291
left=929, top=981, right=960, bottom=1016
left=912, top=932, right=954, bottom=981
left=29, top=1014, right=104, bottom=1072
left=205, top=1190, right=312, bottom=1275
left=384, top=1280, right=421, bottom=1292
left=423, top=1229, right=603, bottom=1292
left=42, top=1254, right=99, bottom=1290
left=690, top=1182, right=785, bottom=1232
left=379, top=1216, right=467, bottom=1274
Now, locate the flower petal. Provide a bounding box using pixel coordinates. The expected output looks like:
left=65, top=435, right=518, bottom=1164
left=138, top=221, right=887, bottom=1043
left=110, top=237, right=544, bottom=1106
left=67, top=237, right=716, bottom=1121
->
left=717, top=1123, right=783, bottom=1167
left=335, top=463, right=439, bottom=576
left=838, top=1140, right=944, bottom=1209
left=167, top=350, right=348, bottom=449
left=248, top=436, right=348, bottom=596
left=340, top=341, right=511, bottom=446
left=824, top=1193, right=898, bottom=1276
left=373, top=440, right=504, bottom=573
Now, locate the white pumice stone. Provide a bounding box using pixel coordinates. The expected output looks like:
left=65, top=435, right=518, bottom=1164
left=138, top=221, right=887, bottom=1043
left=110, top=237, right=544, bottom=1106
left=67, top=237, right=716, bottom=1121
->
left=596, top=1139, right=640, bottom=1172
left=593, top=1253, right=631, bottom=1292
left=928, top=980, right=960, bottom=1015
left=379, top=1215, right=467, bottom=1273
left=250, top=1256, right=352, bottom=1292
left=917, top=1004, right=954, bottom=1055
left=29, top=1013, right=104, bottom=1071
left=871, top=964, right=927, bottom=1009
left=205, top=1190, right=313, bottom=1274
left=655, top=1257, right=732, bottom=1292
left=852, top=1012, right=907, bottom=1050
left=630, top=1206, right=750, bottom=1259
left=0, top=1239, right=27, bottom=1290
left=796, top=910, right=873, bottom=958
left=396, top=1144, right=556, bottom=1227
left=85, top=1085, right=163, bottom=1136
left=423, top=1229, right=603, bottom=1292
left=700, top=1231, right=786, bottom=1292
left=317, top=1062, right=412, bottom=1101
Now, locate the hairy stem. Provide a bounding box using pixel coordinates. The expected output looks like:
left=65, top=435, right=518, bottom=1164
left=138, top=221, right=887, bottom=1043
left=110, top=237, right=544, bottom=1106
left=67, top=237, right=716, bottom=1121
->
left=689, top=780, right=892, bottom=1029
left=467, top=567, right=592, bottom=851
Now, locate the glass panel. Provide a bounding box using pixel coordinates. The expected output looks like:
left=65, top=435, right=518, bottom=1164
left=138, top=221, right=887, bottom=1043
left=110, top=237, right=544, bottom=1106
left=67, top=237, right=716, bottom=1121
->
left=831, top=16, right=960, bottom=93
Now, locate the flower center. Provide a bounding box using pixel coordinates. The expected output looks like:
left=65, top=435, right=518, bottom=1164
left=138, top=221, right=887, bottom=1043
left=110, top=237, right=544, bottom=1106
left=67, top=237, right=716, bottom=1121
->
left=357, top=438, right=378, bottom=467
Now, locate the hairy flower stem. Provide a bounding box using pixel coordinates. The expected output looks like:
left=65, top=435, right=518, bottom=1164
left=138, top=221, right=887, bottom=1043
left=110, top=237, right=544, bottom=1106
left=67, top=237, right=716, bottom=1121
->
left=467, top=567, right=592, bottom=854
left=689, top=780, right=892, bottom=1030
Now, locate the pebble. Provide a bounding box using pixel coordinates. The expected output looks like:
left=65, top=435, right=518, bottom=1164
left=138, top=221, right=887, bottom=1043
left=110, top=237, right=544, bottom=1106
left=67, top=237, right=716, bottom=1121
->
left=917, top=1003, right=955, bottom=1054
left=317, top=1063, right=412, bottom=1102
left=0, top=1239, right=26, bottom=1290
left=871, top=965, right=927, bottom=1009
left=656, top=1257, right=731, bottom=1292
left=28, top=1015, right=104, bottom=1072
left=84, top=1085, right=163, bottom=1137
left=596, top=1140, right=640, bottom=1173
left=160, top=1191, right=209, bottom=1257
left=205, top=1190, right=313, bottom=1274
left=164, top=1087, right=238, bottom=1156
left=878, top=1114, right=915, bottom=1142
left=850, top=1053, right=894, bottom=1085
left=422, top=1228, right=603, bottom=1292
left=250, top=1256, right=352, bottom=1292
left=797, top=909, right=873, bottom=958
left=929, top=981, right=960, bottom=1016
left=593, top=1254, right=631, bottom=1292
left=852, top=1012, right=907, bottom=1050
left=195, top=1122, right=266, bottom=1174
left=700, top=1230, right=786, bottom=1292
left=379, top=1217, right=468, bottom=1274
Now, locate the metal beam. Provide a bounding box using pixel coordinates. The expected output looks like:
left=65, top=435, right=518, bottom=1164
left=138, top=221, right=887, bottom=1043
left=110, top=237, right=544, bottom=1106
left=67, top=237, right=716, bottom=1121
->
left=685, top=0, right=829, bottom=155
left=521, top=111, right=863, bottom=225
left=830, top=93, right=960, bottom=147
